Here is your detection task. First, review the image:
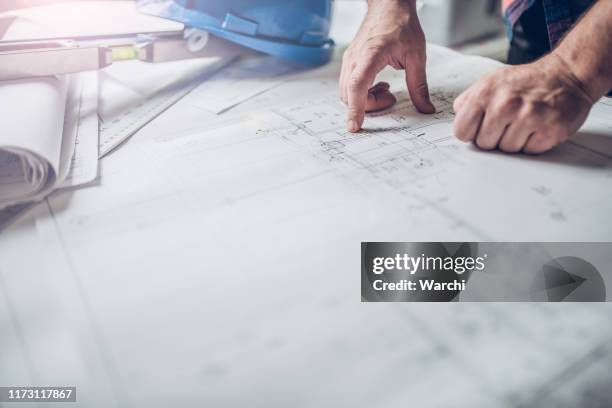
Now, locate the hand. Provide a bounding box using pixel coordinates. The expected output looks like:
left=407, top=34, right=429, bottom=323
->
left=340, top=0, right=435, bottom=133
left=453, top=54, right=594, bottom=154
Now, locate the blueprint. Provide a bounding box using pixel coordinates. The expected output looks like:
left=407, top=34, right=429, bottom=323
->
left=1, top=43, right=612, bottom=407
left=246, top=47, right=612, bottom=240
left=98, top=56, right=236, bottom=157
left=182, top=54, right=301, bottom=114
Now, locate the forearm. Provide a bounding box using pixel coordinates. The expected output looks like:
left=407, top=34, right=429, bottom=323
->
left=553, top=0, right=612, bottom=101
left=367, top=0, right=417, bottom=13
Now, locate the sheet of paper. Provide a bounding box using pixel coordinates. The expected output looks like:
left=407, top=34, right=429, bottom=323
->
left=98, top=56, right=236, bottom=157
left=0, top=207, right=118, bottom=408
left=126, top=55, right=342, bottom=146
left=2, top=0, right=612, bottom=402
left=0, top=72, right=97, bottom=219
left=56, top=74, right=83, bottom=184
left=60, top=71, right=99, bottom=187
left=0, top=75, right=68, bottom=208
left=0, top=76, right=67, bottom=173
left=0, top=44, right=603, bottom=406
left=182, top=54, right=301, bottom=114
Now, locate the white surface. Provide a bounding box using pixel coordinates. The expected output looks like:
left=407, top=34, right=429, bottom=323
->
left=1, top=45, right=612, bottom=407
left=98, top=56, right=236, bottom=157
left=329, top=1, right=367, bottom=47
left=0, top=1, right=182, bottom=41
left=183, top=54, right=300, bottom=114
left=2, top=3, right=612, bottom=407
left=97, top=51, right=302, bottom=157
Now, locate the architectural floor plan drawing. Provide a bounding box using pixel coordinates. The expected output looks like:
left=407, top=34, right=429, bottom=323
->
left=268, top=91, right=459, bottom=183
left=256, top=99, right=612, bottom=241
left=2, top=45, right=612, bottom=407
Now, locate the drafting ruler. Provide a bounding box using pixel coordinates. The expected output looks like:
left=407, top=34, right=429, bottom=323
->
left=98, top=55, right=237, bottom=157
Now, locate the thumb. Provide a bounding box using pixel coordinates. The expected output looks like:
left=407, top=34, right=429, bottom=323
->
left=405, top=57, right=435, bottom=114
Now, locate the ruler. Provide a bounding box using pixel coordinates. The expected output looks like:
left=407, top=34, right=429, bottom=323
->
left=98, top=56, right=236, bottom=157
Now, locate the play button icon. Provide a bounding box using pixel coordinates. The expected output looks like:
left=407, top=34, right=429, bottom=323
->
left=530, top=256, right=606, bottom=301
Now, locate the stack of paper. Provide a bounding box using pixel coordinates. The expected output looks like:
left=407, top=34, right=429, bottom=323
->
left=0, top=0, right=281, bottom=218
left=0, top=50, right=243, bottom=218
left=0, top=73, right=99, bottom=210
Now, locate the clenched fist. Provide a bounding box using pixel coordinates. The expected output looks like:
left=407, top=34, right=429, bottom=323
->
left=453, top=54, right=594, bottom=154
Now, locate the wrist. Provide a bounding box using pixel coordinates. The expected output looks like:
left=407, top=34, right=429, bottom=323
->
left=552, top=47, right=611, bottom=102
left=545, top=52, right=600, bottom=103
left=367, top=0, right=417, bottom=13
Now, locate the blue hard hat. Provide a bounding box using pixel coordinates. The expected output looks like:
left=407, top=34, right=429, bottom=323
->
left=137, top=0, right=335, bottom=66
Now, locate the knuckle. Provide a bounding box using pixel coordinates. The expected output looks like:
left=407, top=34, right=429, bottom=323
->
left=456, top=132, right=471, bottom=142
left=347, top=106, right=362, bottom=118
left=493, top=86, right=512, bottom=99
left=523, top=141, right=542, bottom=154
left=503, top=144, right=522, bottom=153
left=479, top=72, right=497, bottom=87
left=521, top=103, right=538, bottom=117
left=483, top=83, right=499, bottom=99
left=499, top=138, right=523, bottom=153
left=453, top=123, right=468, bottom=141
left=348, top=75, right=367, bottom=93
left=471, top=81, right=492, bottom=101
left=523, top=146, right=542, bottom=155
left=452, top=98, right=461, bottom=113
left=496, top=94, right=521, bottom=115
left=524, top=135, right=553, bottom=154
left=453, top=92, right=469, bottom=112
left=347, top=75, right=361, bottom=89
left=519, top=101, right=545, bottom=119
left=475, top=135, right=497, bottom=150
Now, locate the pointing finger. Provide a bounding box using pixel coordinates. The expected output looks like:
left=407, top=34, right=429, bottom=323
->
left=346, top=55, right=387, bottom=132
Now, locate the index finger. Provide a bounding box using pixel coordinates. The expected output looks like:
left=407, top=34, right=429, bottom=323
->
left=346, top=55, right=387, bottom=132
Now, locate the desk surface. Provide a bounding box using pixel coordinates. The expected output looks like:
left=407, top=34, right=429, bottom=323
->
left=2, top=2, right=612, bottom=407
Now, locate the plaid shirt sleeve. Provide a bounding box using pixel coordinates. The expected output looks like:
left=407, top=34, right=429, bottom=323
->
left=502, top=0, right=593, bottom=46
left=502, top=0, right=610, bottom=97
